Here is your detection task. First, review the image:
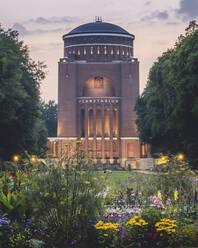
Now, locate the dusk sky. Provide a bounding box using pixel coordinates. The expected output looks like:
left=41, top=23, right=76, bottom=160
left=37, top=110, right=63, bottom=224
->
left=1, top=0, right=198, bottom=102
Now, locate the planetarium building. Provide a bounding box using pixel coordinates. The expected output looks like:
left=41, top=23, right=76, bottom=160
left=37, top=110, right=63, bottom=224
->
left=49, top=18, right=149, bottom=167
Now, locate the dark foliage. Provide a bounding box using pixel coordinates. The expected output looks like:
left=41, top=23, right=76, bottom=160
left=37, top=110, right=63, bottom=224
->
left=0, top=26, right=47, bottom=160
left=135, top=21, right=198, bottom=168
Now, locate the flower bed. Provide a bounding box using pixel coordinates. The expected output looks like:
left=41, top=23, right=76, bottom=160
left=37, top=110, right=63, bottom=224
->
left=0, top=151, right=198, bottom=247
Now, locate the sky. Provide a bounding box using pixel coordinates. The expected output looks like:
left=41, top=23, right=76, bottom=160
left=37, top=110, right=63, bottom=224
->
left=1, top=0, right=198, bottom=102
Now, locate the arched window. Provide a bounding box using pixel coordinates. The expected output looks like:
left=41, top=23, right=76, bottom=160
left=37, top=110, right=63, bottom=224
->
left=117, top=49, right=120, bottom=55
left=88, top=109, right=93, bottom=137
left=104, top=46, right=107, bottom=55
left=96, top=109, right=102, bottom=137
left=90, top=47, right=93, bottom=55
left=111, top=49, right=114, bottom=55
left=104, top=108, right=110, bottom=137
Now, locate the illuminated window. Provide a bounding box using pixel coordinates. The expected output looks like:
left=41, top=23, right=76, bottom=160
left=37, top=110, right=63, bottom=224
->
left=94, top=76, right=103, bottom=88
left=73, top=50, right=75, bottom=54
left=104, top=46, right=107, bottom=55
left=127, top=51, right=129, bottom=56
left=117, top=49, right=120, bottom=55
left=84, top=48, right=86, bottom=55
left=90, top=47, right=93, bottom=55
left=97, top=47, right=100, bottom=55
left=78, top=49, right=80, bottom=55
left=122, top=49, right=125, bottom=56
left=111, top=49, right=113, bottom=55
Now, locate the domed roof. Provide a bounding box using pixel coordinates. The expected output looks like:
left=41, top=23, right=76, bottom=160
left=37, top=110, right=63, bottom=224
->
left=64, top=21, right=134, bottom=38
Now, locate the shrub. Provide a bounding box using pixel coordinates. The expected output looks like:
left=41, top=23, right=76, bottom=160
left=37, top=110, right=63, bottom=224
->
left=29, top=143, right=106, bottom=247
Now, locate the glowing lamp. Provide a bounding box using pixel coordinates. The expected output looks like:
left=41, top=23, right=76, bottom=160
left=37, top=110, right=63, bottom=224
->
left=30, top=155, right=37, bottom=163
left=177, top=153, right=184, bottom=160
left=13, top=154, right=20, bottom=163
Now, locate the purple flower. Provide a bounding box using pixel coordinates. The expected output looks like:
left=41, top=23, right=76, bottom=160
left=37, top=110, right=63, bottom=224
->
left=166, top=198, right=171, bottom=206
left=0, top=219, right=9, bottom=225
left=70, top=240, right=77, bottom=245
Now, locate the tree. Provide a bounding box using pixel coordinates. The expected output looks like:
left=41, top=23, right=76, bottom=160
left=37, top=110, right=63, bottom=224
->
left=40, top=100, right=57, bottom=137
left=0, top=26, right=47, bottom=160
left=135, top=21, right=198, bottom=168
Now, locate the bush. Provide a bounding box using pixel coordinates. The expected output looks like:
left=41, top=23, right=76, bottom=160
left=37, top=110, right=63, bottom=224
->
left=29, top=144, right=106, bottom=247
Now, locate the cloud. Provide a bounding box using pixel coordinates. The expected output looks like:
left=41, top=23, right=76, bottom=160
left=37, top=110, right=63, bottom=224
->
left=176, top=0, right=198, bottom=19
left=12, top=23, right=29, bottom=36
left=166, top=22, right=178, bottom=26
left=27, top=16, right=73, bottom=25
left=12, top=22, right=65, bottom=36
left=141, top=11, right=169, bottom=22
left=145, top=1, right=151, bottom=6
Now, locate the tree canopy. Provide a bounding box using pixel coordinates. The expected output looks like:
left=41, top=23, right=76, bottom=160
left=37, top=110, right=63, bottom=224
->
left=0, top=26, right=47, bottom=160
left=40, top=100, right=57, bottom=137
left=135, top=21, right=198, bottom=168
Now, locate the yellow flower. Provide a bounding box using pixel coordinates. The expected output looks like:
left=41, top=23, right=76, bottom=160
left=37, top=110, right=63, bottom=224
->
left=126, top=216, right=148, bottom=227
left=60, top=201, right=65, bottom=205
left=157, top=190, right=162, bottom=201
left=155, top=218, right=176, bottom=234
left=93, top=177, right=97, bottom=181
left=44, top=192, right=49, bottom=197
left=84, top=181, right=90, bottom=184
left=174, top=190, right=178, bottom=201
left=94, top=221, right=119, bottom=231
left=104, top=233, right=109, bottom=237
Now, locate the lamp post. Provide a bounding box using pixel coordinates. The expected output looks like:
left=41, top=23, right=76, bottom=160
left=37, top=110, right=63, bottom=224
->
left=12, top=154, right=20, bottom=163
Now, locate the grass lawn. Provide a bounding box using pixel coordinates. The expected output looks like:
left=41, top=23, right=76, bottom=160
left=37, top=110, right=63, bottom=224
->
left=99, top=171, right=155, bottom=193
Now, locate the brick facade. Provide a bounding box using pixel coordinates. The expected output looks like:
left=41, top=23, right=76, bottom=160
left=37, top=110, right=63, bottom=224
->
left=48, top=20, right=149, bottom=167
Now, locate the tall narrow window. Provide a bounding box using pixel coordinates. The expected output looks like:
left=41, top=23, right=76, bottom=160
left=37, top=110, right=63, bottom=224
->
left=122, top=49, right=125, bottom=56
left=111, top=49, right=114, bottom=55
left=78, top=49, right=80, bottom=55
left=104, top=109, right=110, bottom=137
left=73, top=50, right=75, bottom=54
left=113, top=108, right=118, bottom=137
left=117, top=49, right=120, bottom=55
left=80, top=109, right=85, bottom=137
left=96, top=109, right=102, bottom=136
left=88, top=109, right=93, bottom=137
left=97, top=47, right=100, bottom=55
left=84, top=48, right=86, bottom=55
left=90, top=47, right=93, bottom=55
left=104, top=46, right=107, bottom=55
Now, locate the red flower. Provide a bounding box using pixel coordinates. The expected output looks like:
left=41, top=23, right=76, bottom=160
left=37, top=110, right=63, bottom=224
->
left=3, top=188, right=7, bottom=193
left=153, top=232, right=159, bottom=240
left=147, top=233, right=152, bottom=238
left=8, top=171, right=12, bottom=175
left=26, top=170, right=30, bottom=174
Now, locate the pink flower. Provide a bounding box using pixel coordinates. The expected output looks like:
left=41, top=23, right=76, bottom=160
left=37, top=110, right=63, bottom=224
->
left=166, top=198, right=171, bottom=206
